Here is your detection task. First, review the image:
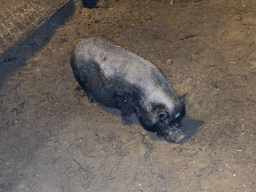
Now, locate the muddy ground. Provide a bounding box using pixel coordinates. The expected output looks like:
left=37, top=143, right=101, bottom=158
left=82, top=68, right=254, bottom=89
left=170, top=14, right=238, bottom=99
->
left=1, top=0, right=256, bottom=191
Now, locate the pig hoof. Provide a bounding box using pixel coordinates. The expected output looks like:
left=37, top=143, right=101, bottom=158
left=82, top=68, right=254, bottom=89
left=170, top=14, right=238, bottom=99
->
left=122, top=116, right=133, bottom=125
left=88, top=98, right=95, bottom=103
left=86, top=93, right=95, bottom=103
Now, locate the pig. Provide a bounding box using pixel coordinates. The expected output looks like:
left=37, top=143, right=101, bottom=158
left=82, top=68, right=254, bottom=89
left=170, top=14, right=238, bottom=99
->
left=70, top=37, right=188, bottom=143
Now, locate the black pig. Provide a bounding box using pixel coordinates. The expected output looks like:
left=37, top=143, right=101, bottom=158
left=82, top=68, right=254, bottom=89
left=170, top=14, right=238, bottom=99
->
left=70, top=37, right=188, bottom=143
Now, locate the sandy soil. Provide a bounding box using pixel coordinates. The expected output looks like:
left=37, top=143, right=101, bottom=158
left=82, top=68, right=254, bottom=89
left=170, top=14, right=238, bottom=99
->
left=1, top=0, right=256, bottom=191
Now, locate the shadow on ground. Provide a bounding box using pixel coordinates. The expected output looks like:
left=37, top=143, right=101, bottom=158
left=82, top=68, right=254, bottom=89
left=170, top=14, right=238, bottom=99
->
left=0, top=0, right=75, bottom=87
left=98, top=101, right=204, bottom=144
left=82, top=0, right=99, bottom=8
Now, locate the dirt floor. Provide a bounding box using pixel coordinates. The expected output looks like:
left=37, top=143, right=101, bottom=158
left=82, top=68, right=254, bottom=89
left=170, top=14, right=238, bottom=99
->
left=1, top=0, right=256, bottom=191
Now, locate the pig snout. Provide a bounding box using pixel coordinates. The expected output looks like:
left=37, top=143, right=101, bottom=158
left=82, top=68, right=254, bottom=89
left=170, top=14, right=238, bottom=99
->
left=163, top=127, right=185, bottom=143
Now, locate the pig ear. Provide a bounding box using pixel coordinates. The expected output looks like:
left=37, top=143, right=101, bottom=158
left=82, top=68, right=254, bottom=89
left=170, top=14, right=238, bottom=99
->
left=158, top=111, right=168, bottom=121
left=179, top=93, right=189, bottom=106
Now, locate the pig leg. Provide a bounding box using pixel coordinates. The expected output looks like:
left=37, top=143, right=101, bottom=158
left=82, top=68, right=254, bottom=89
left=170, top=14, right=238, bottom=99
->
left=122, top=114, right=133, bottom=125
left=115, top=95, right=134, bottom=125
left=86, top=92, right=95, bottom=103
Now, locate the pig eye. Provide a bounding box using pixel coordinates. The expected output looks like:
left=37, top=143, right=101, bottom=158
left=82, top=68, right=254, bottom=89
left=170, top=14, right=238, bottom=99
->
left=175, top=113, right=180, bottom=118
